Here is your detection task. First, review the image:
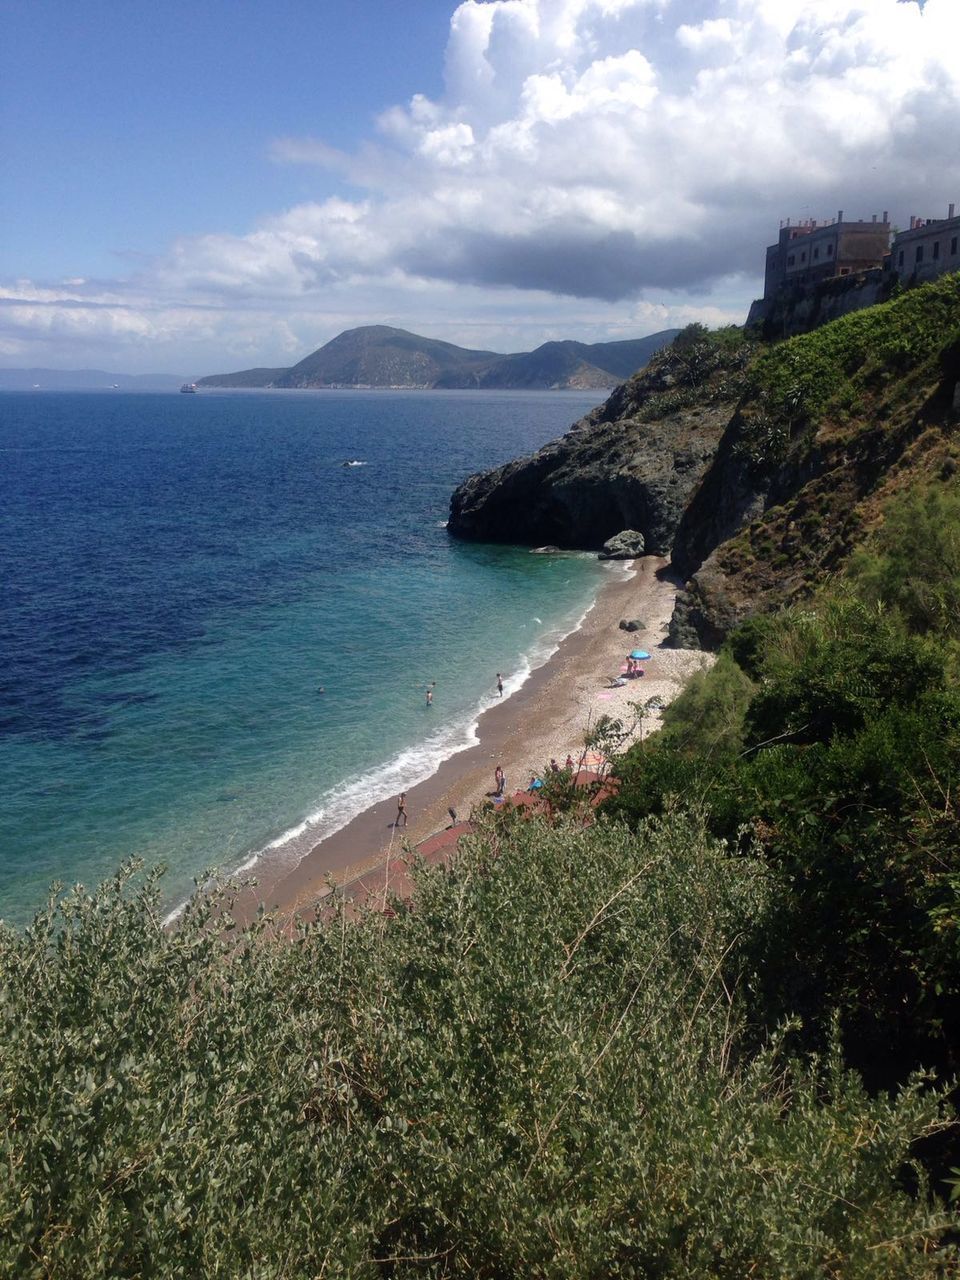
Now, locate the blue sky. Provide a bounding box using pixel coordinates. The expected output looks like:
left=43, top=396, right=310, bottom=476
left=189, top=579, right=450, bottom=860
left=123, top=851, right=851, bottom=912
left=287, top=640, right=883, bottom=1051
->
left=2, top=0, right=958, bottom=374
left=2, top=0, right=452, bottom=278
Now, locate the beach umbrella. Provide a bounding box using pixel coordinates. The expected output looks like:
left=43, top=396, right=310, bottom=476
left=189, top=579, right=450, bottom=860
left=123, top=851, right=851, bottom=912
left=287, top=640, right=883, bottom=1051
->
left=629, top=649, right=651, bottom=661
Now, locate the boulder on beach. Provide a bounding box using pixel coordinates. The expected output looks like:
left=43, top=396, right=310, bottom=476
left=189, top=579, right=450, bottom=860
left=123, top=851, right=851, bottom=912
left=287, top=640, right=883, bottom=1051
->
left=599, top=530, right=645, bottom=560
left=618, top=618, right=646, bottom=632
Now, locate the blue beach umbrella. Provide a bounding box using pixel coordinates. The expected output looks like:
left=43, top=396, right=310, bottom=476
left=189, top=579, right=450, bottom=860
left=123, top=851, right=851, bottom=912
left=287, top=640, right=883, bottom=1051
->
left=629, top=649, right=651, bottom=661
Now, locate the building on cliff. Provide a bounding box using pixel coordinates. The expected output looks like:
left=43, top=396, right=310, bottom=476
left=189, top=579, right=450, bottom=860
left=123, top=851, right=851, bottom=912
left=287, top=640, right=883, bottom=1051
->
left=762, top=210, right=891, bottom=301
left=750, top=201, right=960, bottom=338
left=892, top=204, right=960, bottom=284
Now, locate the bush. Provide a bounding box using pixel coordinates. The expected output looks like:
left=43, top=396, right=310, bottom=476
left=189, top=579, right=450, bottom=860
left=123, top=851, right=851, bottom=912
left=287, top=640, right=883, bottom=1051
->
left=848, top=484, right=960, bottom=638
left=743, top=596, right=946, bottom=747
left=1, top=821, right=955, bottom=1277
left=607, top=596, right=960, bottom=1094
left=657, top=652, right=756, bottom=757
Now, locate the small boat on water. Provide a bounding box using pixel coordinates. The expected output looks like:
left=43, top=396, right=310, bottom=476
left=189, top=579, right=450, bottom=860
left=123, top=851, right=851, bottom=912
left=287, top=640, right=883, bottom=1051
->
left=341, top=459, right=366, bottom=467
left=180, top=383, right=197, bottom=394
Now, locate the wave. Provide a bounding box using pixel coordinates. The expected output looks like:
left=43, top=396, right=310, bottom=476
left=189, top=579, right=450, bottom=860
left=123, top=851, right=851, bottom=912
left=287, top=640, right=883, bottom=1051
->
left=216, top=566, right=615, bottom=887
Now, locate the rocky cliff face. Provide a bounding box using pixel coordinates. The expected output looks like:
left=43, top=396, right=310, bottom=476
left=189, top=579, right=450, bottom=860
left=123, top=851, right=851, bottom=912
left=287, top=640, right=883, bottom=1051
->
left=448, top=278, right=960, bottom=654
left=669, top=277, right=960, bottom=647
left=448, top=329, right=752, bottom=554
left=746, top=269, right=899, bottom=341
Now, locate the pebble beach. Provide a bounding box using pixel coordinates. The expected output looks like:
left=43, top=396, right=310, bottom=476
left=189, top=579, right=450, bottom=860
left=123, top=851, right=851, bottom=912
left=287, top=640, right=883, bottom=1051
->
left=256, top=556, right=714, bottom=919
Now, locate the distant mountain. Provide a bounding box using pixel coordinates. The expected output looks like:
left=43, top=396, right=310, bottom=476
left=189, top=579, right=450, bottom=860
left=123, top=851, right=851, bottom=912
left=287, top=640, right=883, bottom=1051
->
left=0, top=368, right=188, bottom=391
left=193, top=367, right=289, bottom=389
left=462, top=335, right=681, bottom=390
left=197, top=326, right=681, bottom=391
left=273, top=326, right=499, bottom=389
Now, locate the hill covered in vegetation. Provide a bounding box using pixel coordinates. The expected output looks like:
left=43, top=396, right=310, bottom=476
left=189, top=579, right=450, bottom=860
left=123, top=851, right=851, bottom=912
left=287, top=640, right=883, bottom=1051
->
left=197, top=325, right=679, bottom=391
left=671, top=273, right=960, bottom=646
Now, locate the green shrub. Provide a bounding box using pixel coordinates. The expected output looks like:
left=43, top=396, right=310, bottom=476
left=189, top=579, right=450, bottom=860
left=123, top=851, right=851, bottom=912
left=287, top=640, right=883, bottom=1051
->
left=609, top=595, right=960, bottom=1095
left=743, top=596, right=945, bottom=747
left=2, top=820, right=955, bottom=1277
left=848, top=484, right=960, bottom=637
left=657, top=652, right=756, bottom=757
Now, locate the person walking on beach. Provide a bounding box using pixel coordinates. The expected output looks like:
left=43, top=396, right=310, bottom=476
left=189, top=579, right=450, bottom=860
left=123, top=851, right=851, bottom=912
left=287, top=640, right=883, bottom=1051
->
left=495, top=764, right=505, bottom=797
left=496, top=672, right=504, bottom=697
left=396, top=792, right=407, bottom=827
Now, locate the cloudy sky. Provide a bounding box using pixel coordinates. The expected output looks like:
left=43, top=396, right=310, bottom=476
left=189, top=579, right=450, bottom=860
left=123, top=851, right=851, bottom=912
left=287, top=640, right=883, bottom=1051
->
left=2, top=0, right=957, bottom=374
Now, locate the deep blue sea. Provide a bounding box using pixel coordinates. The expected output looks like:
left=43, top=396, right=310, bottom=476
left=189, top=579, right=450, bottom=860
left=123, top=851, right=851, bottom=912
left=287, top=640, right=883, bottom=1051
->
left=0, top=388, right=611, bottom=925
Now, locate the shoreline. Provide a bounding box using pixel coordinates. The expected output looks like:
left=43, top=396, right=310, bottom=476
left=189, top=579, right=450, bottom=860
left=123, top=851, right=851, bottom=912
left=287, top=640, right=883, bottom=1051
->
left=243, top=556, right=712, bottom=921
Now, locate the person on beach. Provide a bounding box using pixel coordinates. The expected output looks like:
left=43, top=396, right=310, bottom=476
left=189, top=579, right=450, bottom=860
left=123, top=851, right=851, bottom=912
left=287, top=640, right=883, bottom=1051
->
left=496, top=672, right=504, bottom=696
left=564, top=754, right=575, bottom=770
left=396, top=792, right=407, bottom=827
left=495, top=764, right=505, bottom=797
left=549, top=758, right=560, bottom=773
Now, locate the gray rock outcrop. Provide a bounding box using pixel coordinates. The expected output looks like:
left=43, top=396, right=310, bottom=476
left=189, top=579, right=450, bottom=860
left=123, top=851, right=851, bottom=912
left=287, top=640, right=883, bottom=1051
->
left=447, top=355, right=739, bottom=554
left=599, top=530, right=645, bottom=559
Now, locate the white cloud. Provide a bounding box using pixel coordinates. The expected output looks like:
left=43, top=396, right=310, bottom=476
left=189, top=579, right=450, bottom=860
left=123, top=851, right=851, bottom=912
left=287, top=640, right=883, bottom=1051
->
left=4, top=0, right=958, bottom=371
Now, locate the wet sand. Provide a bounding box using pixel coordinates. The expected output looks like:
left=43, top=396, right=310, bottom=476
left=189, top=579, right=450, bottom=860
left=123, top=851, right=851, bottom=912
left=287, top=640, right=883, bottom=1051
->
left=244, top=556, right=713, bottom=922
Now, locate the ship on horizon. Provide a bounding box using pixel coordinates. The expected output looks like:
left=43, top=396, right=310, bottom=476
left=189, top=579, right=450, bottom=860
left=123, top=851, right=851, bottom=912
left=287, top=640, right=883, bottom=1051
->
left=180, top=382, right=197, bottom=394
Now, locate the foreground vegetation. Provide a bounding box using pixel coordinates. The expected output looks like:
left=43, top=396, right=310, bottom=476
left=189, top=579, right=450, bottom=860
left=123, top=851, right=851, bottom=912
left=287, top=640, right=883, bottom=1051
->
left=608, top=479, right=960, bottom=1187
left=2, top=814, right=956, bottom=1277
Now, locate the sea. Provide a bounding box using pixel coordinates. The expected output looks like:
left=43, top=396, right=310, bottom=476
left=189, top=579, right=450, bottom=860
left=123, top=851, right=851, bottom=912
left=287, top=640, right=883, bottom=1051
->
left=0, top=387, right=613, bottom=926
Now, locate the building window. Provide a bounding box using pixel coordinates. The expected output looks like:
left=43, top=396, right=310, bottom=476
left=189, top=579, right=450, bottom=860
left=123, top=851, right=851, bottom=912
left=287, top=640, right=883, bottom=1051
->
left=916, top=245, right=924, bottom=264
left=952, top=237, right=958, bottom=256
left=787, top=254, right=795, bottom=267
left=814, top=248, right=820, bottom=260
left=801, top=251, right=807, bottom=263
left=827, top=244, right=834, bottom=256
left=933, top=241, right=940, bottom=260
left=898, top=250, right=905, bottom=267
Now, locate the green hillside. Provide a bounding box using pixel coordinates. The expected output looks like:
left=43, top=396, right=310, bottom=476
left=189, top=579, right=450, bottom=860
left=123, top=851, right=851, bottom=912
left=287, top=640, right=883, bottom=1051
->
left=670, top=273, right=960, bottom=643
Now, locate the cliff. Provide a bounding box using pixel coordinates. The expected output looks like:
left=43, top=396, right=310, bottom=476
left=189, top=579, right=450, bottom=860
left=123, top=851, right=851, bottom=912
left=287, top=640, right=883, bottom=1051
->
left=448, top=327, right=753, bottom=553
left=669, top=273, right=960, bottom=647
left=746, top=268, right=900, bottom=341
left=448, top=276, right=960, bottom=651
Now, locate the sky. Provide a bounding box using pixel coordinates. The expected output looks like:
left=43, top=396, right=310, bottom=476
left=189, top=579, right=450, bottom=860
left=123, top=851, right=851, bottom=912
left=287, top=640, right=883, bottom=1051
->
left=1, top=0, right=958, bottom=374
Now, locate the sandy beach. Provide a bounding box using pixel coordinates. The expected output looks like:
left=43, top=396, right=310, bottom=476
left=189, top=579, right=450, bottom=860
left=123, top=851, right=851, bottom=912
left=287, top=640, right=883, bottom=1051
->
left=245, top=555, right=713, bottom=921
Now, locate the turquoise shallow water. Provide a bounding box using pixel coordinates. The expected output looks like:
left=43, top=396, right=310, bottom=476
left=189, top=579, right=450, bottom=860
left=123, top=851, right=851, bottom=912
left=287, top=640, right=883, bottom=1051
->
left=0, top=387, right=608, bottom=924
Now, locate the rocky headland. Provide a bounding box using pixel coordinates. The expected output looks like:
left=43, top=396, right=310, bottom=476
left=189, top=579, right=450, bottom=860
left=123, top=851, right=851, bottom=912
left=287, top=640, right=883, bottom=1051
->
left=448, top=328, right=752, bottom=554
left=448, top=275, right=960, bottom=650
